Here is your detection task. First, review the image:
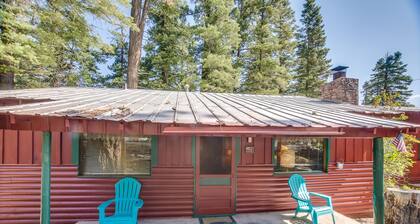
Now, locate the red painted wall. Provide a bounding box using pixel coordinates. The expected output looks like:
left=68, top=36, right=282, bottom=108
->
left=237, top=136, right=373, bottom=218
left=0, top=130, right=374, bottom=223
left=0, top=165, right=41, bottom=224
left=158, top=135, right=192, bottom=167
left=330, top=138, right=373, bottom=162
left=409, top=142, right=420, bottom=183
left=49, top=166, right=193, bottom=223
left=405, top=111, right=420, bottom=183
left=240, top=137, right=272, bottom=165
left=236, top=162, right=372, bottom=217
left=0, top=130, right=194, bottom=223
left=0, top=130, right=71, bottom=166
left=405, top=111, right=420, bottom=125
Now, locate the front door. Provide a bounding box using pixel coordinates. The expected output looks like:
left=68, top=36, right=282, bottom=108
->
left=195, top=137, right=235, bottom=215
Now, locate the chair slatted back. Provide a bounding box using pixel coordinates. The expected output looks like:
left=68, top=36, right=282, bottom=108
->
left=288, top=174, right=311, bottom=208
left=115, top=177, right=141, bottom=216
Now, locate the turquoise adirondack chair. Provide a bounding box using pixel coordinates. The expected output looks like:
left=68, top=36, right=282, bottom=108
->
left=288, top=174, right=335, bottom=224
left=98, top=177, right=144, bottom=224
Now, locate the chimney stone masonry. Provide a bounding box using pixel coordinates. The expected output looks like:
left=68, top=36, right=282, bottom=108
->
left=321, top=66, right=359, bottom=105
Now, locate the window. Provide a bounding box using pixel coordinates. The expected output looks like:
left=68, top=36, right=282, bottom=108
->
left=200, top=137, right=232, bottom=175
left=417, top=141, right=420, bottom=161
left=79, top=134, right=152, bottom=176
left=274, top=137, right=325, bottom=173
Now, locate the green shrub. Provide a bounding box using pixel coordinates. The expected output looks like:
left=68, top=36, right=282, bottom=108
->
left=383, top=134, right=418, bottom=188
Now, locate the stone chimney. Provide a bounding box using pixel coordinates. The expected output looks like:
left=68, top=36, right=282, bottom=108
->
left=320, top=66, right=359, bottom=105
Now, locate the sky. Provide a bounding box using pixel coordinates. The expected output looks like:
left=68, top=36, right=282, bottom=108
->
left=290, top=0, right=420, bottom=106
left=94, top=0, right=420, bottom=106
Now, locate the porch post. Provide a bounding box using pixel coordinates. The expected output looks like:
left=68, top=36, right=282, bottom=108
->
left=373, top=137, right=384, bottom=224
left=41, top=132, right=51, bottom=224
left=324, top=138, right=331, bottom=173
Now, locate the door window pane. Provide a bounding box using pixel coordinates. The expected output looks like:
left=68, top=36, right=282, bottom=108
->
left=200, top=137, right=232, bottom=174
left=79, top=134, right=151, bottom=176
left=275, top=137, right=324, bottom=172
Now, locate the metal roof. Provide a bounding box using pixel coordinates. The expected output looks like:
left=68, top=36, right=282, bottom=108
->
left=0, top=87, right=419, bottom=129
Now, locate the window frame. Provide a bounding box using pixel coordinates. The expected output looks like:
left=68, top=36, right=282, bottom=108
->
left=417, top=139, right=420, bottom=161
left=77, top=134, right=156, bottom=178
left=272, top=137, right=329, bottom=175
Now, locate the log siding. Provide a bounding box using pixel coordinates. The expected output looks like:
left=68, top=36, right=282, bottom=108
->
left=0, top=130, right=374, bottom=223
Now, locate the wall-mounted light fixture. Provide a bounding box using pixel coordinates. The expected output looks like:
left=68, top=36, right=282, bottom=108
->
left=247, top=137, right=253, bottom=144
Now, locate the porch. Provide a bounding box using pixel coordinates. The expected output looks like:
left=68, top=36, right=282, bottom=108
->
left=76, top=210, right=363, bottom=224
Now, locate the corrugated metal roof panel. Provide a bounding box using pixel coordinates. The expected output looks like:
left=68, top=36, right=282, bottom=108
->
left=0, top=87, right=419, bottom=129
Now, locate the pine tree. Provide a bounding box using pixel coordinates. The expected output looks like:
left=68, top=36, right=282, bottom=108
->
left=1, top=0, right=133, bottom=88
left=294, top=0, right=330, bottom=97
left=0, top=1, right=41, bottom=89
left=142, top=0, right=197, bottom=90
left=232, top=0, right=252, bottom=69
left=363, top=52, right=413, bottom=106
left=195, top=0, right=240, bottom=93
left=240, top=0, right=296, bottom=94
left=274, top=0, right=296, bottom=82
left=104, top=27, right=129, bottom=88
left=35, top=0, right=130, bottom=87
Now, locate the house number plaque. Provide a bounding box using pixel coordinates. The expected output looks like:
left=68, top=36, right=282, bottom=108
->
left=245, top=146, right=255, bottom=153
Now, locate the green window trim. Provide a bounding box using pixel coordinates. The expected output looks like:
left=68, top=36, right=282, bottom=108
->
left=192, top=136, right=196, bottom=168
left=235, top=137, right=241, bottom=166
left=151, top=136, right=158, bottom=167
left=71, top=133, right=80, bottom=165
left=199, top=177, right=231, bottom=186
left=234, top=137, right=240, bottom=211
left=324, top=138, right=331, bottom=173
left=272, top=138, right=277, bottom=167
left=191, top=136, right=196, bottom=213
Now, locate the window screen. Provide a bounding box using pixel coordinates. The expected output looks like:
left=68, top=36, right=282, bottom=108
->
left=79, top=134, right=151, bottom=176
left=200, top=137, right=232, bottom=175
left=275, top=137, right=324, bottom=172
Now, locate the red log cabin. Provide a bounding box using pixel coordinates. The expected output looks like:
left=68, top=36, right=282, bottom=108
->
left=0, top=88, right=419, bottom=224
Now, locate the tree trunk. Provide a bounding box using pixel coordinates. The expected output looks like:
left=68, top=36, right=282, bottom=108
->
left=0, top=73, right=14, bottom=90
left=127, top=0, right=150, bottom=89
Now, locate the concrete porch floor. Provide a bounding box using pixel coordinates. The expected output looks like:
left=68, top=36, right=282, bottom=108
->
left=77, top=210, right=361, bottom=224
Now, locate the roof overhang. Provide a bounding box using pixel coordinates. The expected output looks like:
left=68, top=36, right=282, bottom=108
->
left=162, top=126, right=346, bottom=136
left=0, top=113, right=418, bottom=138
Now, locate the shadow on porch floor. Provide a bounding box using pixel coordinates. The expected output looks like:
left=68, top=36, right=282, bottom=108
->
left=77, top=210, right=360, bottom=224
left=232, top=211, right=359, bottom=224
